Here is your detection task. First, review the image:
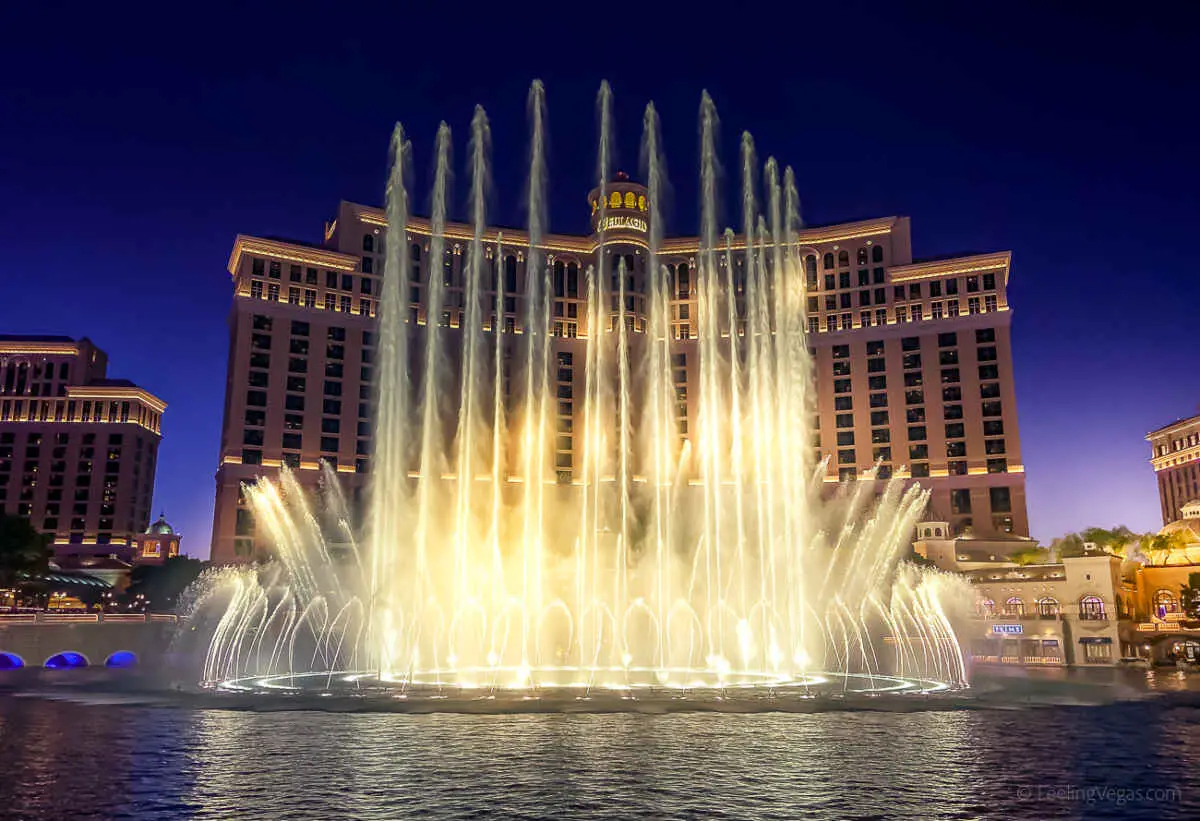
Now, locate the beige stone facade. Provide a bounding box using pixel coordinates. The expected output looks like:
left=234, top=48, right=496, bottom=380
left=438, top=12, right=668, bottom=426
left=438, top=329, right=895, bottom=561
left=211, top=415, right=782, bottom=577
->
left=212, top=189, right=1028, bottom=563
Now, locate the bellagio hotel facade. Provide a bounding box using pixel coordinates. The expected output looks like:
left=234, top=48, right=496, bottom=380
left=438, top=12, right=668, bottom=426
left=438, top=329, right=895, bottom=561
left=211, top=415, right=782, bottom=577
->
left=211, top=179, right=1027, bottom=563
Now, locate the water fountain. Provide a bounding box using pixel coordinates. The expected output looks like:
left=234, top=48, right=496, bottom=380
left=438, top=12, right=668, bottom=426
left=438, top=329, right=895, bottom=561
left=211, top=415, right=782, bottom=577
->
left=189, top=81, right=969, bottom=706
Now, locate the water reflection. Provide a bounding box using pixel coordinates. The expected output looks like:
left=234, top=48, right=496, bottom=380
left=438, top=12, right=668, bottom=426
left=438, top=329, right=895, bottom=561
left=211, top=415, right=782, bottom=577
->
left=0, top=698, right=1197, bottom=819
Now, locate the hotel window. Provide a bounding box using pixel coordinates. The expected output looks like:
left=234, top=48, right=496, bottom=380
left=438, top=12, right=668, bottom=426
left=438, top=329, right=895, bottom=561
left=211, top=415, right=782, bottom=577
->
left=362, top=257, right=373, bottom=274
left=873, top=268, right=885, bottom=284
left=982, top=272, right=996, bottom=291
left=837, top=449, right=856, bottom=464
left=839, top=293, right=852, bottom=309
left=968, top=297, right=981, bottom=315
left=984, top=295, right=998, bottom=312
left=252, top=258, right=264, bottom=276
left=858, top=290, right=871, bottom=307
left=838, top=467, right=856, bottom=482
left=287, top=376, right=306, bottom=393
left=243, top=429, right=264, bottom=447
left=930, top=281, right=942, bottom=298
left=893, top=286, right=905, bottom=301
left=869, top=393, right=888, bottom=408
left=1003, top=597, right=1024, bottom=617
left=242, top=449, right=262, bottom=466
left=947, top=300, right=959, bottom=316
left=946, top=441, right=966, bottom=458
left=856, top=248, right=868, bottom=266
left=325, top=294, right=337, bottom=311
left=982, top=400, right=1002, bottom=417
left=834, top=396, right=853, bottom=411
left=870, top=410, right=889, bottom=426
left=945, top=279, right=958, bottom=295
left=325, top=271, right=338, bottom=288
left=908, top=425, right=927, bottom=441
left=808, top=317, right=819, bottom=333
left=1036, top=597, right=1059, bottom=617
left=836, top=413, right=854, bottom=429
left=865, top=340, right=884, bottom=356
left=873, top=446, right=892, bottom=461
left=911, top=462, right=929, bottom=478
left=824, top=295, right=836, bottom=311
left=909, top=444, right=928, bottom=460
left=822, top=252, right=834, bottom=270
left=966, top=275, right=979, bottom=293
left=320, top=436, right=339, bottom=453
left=360, top=299, right=373, bottom=316
left=858, top=270, right=869, bottom=287
left=808, top=296, right=819, bottom=313
left=245, top=409, right=265, bottom=427
left=833, top=379, right=852, bottom=394
left=987, top=458, right=1008, bottom=474
left=837, top=250, right=849, bottom=267
left=896, top=307, right=907, bottom=323
left=805, top=256, right=818, bottom=288
left=268, top=261, right=281, bottom=279
left=979, top=364, right=999, bottom=380
left=826, top=317, right=836, bottom=332
left=1076, top=597, right=1105, bottom=621
left=902, top=352, right=921, bottom=370
left=837, top=431, right=855, bottom=446
left=944, top=404, right=963, bottom=420
left=983, top=420, right=1004, bottom=436
left=340, top=296, right=352, bottom=313
left=874, top=308, right=888, bottom=326
left=290, top=337, right=309, bottom=355
left=873, top=287, right=885, bottom=304
left=903, top=372, right=923, bottom=388
left=246, top=391, right=267, bottom=407
left=941, top=368, right=960, bottom=384
left=840, top=314, right=852, bottom=330
left=290, top=265, right=302, bottom=282
left=939, top=348, right=959, bottom=364
left=250, top=280, right=264, bottom=299
left=905, top=390, right=923, bottom=405
left=945, top=422, right=965, bottom=439
left=248, top=371, right=268, bottom=388
left=868, top=375, right=886, bottom=390
left=985, top=439, right=1006, bottom=455
left=910, top=305, right=922, bottom=321
left=950, top=488, right=972, bottom=514
left=288, top=287, right=301, bottom=305
left=824, top=274, right=836, bottom=291
left=943, top=386, right=962, bottom=402
left=860, top=311, right=871, bottom=327
left=981, top=383, right=1001, bottom=399
left=306, top=267, right=318, bottom=285
left=839, top=272, right=851, bottom=289
left=268, top=283, right=280, bottom=301
left=871, top=246, right=884, bottom=263
left=931, top=302, right=943, bottom=320
left=871, top=428, right=890, bottom=444
left=286, top=395, right=305, bottom=411
left=304, top=290, right=317, bottom=307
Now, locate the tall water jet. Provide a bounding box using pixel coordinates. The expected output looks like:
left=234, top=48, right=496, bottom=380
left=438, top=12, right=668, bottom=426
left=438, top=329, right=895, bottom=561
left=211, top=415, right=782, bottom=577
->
left=370, top=123, right=414, bottom=675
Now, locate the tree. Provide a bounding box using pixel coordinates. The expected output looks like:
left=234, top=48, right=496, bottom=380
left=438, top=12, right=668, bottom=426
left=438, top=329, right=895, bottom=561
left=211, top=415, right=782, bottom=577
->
left=1080, top=525, right=1137, bottom=557
left=1048, top=532, right=1086, bottom=560
left=1009, top=547, right=1050, bottom=566
left=0, top=513, right=52, bottom=590
left=123, top=556, right=206, bottom=612
left=1180, top=572, right=1200, bottom=620
left=1138, top=530, right=1190, bottom=565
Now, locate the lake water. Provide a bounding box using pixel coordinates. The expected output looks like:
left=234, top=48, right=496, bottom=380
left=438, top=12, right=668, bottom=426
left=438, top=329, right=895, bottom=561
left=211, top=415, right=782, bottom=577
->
left=1, top=671, right=1198, bottom=820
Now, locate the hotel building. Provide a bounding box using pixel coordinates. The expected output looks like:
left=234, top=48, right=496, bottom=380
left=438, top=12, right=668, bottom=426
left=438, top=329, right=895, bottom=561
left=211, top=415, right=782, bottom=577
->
left=0, top=336, right=166, bottom=558
left=1147, top=412, right=1200, bottom=525
left=211, top=179, right=1027, bottom=563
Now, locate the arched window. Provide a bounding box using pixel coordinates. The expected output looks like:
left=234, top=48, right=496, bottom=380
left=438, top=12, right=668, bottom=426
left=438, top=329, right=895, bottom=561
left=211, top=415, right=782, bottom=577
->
left=504, top=255, right=518, bottom=292
left=1079, top=595, right=1106, bottom=620
left=553, top=260, right=565, bottom=298
left=566, top=262, right=579, bottom=298
left=805, top=255, right=817, bottom=276
left=1004, top=596, right=1024, bottom=617
left=823, top=253, right=834, bottom=270
left=978, top=598, right=995, bottom=617
left=105, top=651, right=138, bottom=668
left=857, top=247, right=868, bottom=265
left=624, top=191, right=637, bottom=208
left=871, top=245, right=884, bottom=263
left=410, top=242, right=422, bottom=263
left=0, top=652, right=24, bottom=670
left=677, top=263, right=690, bottom=298
left=837, top=250, right=849, bottom=267
left=1036, top=597, right=1059, bottom=617
left=362, top=234, right=374, bottom=252
left=1154, top=589, right=1179, bottom=615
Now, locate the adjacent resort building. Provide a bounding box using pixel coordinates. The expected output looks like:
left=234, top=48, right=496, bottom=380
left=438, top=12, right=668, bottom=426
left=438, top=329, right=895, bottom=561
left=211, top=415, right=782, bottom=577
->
left=911, top=418, right=1200, bottom=667
left=211, top=178, right=1027, bottom=563
left=0, top=335, right=167, bottom=562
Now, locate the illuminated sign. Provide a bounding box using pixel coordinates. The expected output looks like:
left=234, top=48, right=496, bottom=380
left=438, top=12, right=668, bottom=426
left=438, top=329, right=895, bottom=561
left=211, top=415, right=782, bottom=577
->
left=991, top=623, right=1023, bottom=635
left=598, top=216, right=647, bottom=233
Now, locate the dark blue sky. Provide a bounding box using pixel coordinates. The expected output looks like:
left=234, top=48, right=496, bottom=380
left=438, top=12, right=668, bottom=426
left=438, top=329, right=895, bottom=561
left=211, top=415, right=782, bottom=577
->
left=3, top=2, right=1198, bottom=557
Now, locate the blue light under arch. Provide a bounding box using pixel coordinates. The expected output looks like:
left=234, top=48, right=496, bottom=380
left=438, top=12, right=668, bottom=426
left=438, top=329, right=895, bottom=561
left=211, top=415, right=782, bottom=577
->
left=104, top=651, right=138, bottom=668
left=45, top=652, right=89, bottom=669
left=0, top=652, right=24, bottom=669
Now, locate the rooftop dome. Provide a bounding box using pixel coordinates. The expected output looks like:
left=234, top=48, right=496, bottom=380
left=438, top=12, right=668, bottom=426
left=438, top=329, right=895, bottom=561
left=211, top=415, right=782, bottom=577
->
left=146, top=513, right=175, bottom=536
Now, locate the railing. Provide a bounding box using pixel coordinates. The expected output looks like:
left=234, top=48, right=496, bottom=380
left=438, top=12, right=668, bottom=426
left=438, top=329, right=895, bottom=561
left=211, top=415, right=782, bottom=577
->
left=0, top=612, right=177, bottom=625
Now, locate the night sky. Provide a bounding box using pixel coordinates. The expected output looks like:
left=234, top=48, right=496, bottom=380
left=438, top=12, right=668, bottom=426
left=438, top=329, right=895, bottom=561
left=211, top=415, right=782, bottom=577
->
left=3, top=2, right=1197, bottom=558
